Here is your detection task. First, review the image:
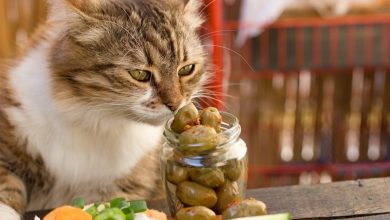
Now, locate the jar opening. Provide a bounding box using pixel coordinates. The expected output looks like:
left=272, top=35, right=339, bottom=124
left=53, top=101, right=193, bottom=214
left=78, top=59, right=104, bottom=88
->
left=163, top=111, right=241, bottom=152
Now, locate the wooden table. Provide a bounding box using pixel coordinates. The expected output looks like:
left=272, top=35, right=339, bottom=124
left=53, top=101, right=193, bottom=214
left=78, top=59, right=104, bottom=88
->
left=25, top=177, right=390, bottom=220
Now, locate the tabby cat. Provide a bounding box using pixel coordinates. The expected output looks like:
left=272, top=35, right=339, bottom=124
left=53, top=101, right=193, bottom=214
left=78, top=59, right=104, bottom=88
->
left=0, top=0, right=208, bottom=219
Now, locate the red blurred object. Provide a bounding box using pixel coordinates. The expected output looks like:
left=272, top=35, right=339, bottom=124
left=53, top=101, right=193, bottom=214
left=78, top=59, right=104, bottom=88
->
left=205, top=2, right=390, bottom=187
left=205, top=0, right=224, bottom=110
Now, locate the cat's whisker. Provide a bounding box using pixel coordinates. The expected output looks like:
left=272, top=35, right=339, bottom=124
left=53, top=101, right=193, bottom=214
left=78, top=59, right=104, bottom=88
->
left=200, top=44, right=255, bottom=73
left=193, top=97, right=215, bottom=108
left=199, top=0, right=216, bottom=16
left=199, top=87, right=240, bottom=95
left=192, top=94, right=237, bottom=112
left=198, top=87, right=239, bottom=98
left=192, top=95, right=224, bottom=104
left=202, top=82, right=242, bottom=88
left=200, top=64, right=225, bottom=74
left=198, top=89, right=233, bottom=95
left=199, top=30, right=236, bottom=41
left=196, top=92, right=238, bottom=100
left=192, top=94, right=225, bottom=105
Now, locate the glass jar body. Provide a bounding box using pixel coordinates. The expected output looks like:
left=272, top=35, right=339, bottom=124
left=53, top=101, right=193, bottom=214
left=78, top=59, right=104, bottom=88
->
left=160, top=113, right=248, bottom=216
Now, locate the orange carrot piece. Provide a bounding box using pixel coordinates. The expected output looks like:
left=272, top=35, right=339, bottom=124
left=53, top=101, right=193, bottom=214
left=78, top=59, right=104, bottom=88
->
left=144, top=209, right=168, bottom=220
left=43, top=205, right=92, bottom=220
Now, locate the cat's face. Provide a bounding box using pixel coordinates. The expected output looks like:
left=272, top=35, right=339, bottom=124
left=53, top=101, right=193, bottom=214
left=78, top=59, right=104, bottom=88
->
left=49, top=0, right=208, bottom=125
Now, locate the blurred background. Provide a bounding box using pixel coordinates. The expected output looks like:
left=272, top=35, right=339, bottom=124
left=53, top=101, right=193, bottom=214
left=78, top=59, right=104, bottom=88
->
left=1, top=0, right=390, bottom=188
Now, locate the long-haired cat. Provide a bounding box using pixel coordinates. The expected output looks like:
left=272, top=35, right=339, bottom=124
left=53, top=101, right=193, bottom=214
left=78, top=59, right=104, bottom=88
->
left=0, top=0, right=208, bottom=219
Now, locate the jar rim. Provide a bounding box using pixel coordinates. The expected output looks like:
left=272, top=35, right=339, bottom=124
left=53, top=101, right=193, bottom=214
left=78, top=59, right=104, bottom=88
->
left=163, top=111, right=241, bottom=151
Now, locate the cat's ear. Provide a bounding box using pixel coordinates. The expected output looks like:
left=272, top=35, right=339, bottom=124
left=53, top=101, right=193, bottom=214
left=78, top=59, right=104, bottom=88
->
left=47, top=0, right=110, bottom=20
left=63, top=0, right=112, bottom=15
left=182, top=0, right=204, bottom=30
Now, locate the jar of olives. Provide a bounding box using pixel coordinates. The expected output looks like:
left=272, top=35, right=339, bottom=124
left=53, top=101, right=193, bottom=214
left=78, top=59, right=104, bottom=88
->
left=160, top=106, right=248, bottom=217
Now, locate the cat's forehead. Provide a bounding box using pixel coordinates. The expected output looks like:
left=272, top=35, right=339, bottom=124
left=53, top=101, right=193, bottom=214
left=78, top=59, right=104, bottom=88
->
left=95, top=0, right=185, bottom=22
left=65, top=0, right=204, bottom=69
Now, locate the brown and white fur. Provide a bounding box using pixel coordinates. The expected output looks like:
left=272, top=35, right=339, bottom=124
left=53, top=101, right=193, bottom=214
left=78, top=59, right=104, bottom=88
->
left=0, top=0, right=208, bottom=219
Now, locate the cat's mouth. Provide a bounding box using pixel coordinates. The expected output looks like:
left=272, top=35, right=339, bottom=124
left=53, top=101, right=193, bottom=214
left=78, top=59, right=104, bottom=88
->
left=132, top=99, right=190, bottom=125
left=129, top=106, right=173, bottom=125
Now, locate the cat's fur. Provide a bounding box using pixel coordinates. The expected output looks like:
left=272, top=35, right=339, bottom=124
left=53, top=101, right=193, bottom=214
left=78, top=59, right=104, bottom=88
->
left=0, top=0, right=208, bottom=219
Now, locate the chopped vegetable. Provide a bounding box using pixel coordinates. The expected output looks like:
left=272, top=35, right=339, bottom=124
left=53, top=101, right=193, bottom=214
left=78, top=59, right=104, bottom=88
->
left=43, top=205, right=92, bottom=220
left=121, top=207, right=134, bottom=215
left=94, top=207, right=126, bottom=220
left=85, top=204, right=99, bottom=218
left=110, top=197, right=129, bottom=209
left=130, top=200, right=148, bottom=213
left=42, top=198, right=165, bottom=220
left=71, top=198, right=86, bottom=209
left=122, top=208, right=135, bottom=220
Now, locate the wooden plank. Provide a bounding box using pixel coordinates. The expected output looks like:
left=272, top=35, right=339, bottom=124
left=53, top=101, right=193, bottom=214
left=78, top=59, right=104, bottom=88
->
left=341, top=213, right=390, bottom=220
left=25, top=177, right=390, bottom=220
left=247, top=177, right=390, bottom=219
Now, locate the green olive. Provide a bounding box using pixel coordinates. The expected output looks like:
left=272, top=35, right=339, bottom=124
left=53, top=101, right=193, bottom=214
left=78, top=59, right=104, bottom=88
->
left=176, top=181, right=218, bottom=208
left=179, top=125, right=218, bottom=152
left=222, top=198, right=267, bottom=220
left=189, top=168, right=225, bottom=188
left=166, top=160, right=189, bottom=184
left=175, top=206, right=216, bottom=220
left=223, top=159, right=242, bottom=181
left=200, top=107, right=222, bottom=133
left=171, top=103, right=200, bottom=133
left=215, top=180, right=241, bottom=213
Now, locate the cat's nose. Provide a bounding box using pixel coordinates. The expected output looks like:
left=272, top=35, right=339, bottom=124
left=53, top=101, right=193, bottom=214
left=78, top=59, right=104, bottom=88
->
left=165, top=101, right=181, bottom=112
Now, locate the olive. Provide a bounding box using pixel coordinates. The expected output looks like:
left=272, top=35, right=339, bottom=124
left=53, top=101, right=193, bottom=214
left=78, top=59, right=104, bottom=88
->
left=166, top=160, right=189, bottom=184
left=189, top=168, right=225, bottom=188
left=222, top=198, right=267, bottom=220
left=215, top=180, right=240, bottom=213
left=179, top=125, right=218, bottom=152
left=176, top=181, right=218, bottom=208
left=171, top=103, right=200, bottom=133
left=175, top=206, right=216, bottom=220
left=200, top=107, right=222, bottom=133
left=223, top=159, right=242, bottom=181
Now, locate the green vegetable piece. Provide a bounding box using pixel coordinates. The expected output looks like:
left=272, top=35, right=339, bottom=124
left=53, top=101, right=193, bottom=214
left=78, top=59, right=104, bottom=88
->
left=166, top=160, right=189, bottom=184
left=71, top=198, right=85, bottom=209
left=86, top=204, right=99, bottom=217
left=176, top=181, right=217, bottom=208
left=121, top=207, right=133, bottom=215
left=175, top=206, right=216, bottom=220
left=222, top=198, right=267, bottom=220
left=130, top=200, right=147, bottom=213
left=119, top=201, right=130, bottom=209
left=126, top=213, right=135, bottom=220
left=122, top=208, right=135, bottom=220
left=216, top=180, right=241, bottom=213
left=171, top=103, right=199, bottom=133
left=200, top=107, right=222, bottom=133
left=110, top=197, right=126, bottom=208
left=179, top=125, right=218, bottom=152
left=189, top=167, right=225, bottom=188
left=94, top=207, right=126, bottom=220
left=223, top=159, right=243, bottom=181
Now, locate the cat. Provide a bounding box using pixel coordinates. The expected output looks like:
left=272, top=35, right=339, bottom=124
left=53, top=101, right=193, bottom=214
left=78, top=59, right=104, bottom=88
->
left=0, top=0, right=209, bottom=219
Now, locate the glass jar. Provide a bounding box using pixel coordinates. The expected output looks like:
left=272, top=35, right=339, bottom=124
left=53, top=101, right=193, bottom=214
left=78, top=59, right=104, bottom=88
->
left=160, top=112, right=248, bottom=216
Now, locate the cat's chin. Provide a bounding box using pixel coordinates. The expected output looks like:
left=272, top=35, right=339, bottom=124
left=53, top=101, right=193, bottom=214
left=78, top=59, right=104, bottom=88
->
left=127, top=110, right=173, bottom=126
left=138, top=117, right=170, bottom=126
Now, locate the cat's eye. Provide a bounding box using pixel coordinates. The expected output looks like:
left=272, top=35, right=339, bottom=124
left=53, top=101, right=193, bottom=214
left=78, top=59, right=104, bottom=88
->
left=129, top=69, right=151, bottom=82
left=178, top=64, right=195, bottom=76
